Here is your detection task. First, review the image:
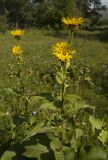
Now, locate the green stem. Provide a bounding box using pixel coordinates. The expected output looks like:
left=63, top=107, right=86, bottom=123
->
left=17, top=57, right=28, bottom=114
left=17, top=57, right=25, bottom=94
left=61, top=61, right=67, bottom=149
left=61, top=62, right=66, bottom=110
left=61, top=80, right=65, bottom=116
left=69, top=28, right=75, bottom=44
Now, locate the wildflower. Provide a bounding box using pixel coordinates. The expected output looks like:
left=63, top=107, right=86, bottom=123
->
left=52, top=42, right=76, bottom=62
left=62, top=17, right=84, bottom=27
left=12, top=46, right=23, bottom=56
left=11, top=29, right=24, bottom=39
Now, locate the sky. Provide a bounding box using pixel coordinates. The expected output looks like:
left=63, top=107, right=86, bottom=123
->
left=101, top=0, right=108, bottom=6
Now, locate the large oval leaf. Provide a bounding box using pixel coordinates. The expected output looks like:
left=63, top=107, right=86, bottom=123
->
left=23, top=143, right=48, bottom=160
left=1, top=151, right=16, bottom=160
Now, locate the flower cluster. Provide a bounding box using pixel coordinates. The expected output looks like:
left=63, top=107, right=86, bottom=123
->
left=62, top=17, right=84, bottom=27
left=12, top=46, right=23, bottom=56
left=52, top=42, right=76, bottom=62
left=11, top=29, right=24, bottom=39
left=11, top=29, right=24, bottom=56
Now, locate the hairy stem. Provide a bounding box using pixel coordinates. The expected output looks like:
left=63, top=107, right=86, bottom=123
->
left=61, top=61, right=67, bottom=150
left=69, top=28, right=75, bottom=44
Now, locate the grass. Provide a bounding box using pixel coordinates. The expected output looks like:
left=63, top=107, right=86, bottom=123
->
left=0, top=28, right=108, bottom=65
left=0, top=28, right=108, bottom=98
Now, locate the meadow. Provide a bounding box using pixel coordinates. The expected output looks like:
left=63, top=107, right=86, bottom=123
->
left=0, top=28, right=108, bottom=100
left=0, top=28, right=108, bottom=160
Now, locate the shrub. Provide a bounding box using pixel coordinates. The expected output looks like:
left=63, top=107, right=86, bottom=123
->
left=100, top=19, right=108, bottom=26
left=0, top=15, right=8, bottom=33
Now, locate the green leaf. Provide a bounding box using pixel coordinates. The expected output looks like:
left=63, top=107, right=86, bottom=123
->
left=29, top=116, right=37, bottom=125
left=64, top=83, right=69, bottom=91
left=64, top=94, right=93, bottom=117
left=29, top=96, right=57, bottom=113
left=64, top=94, right=82, bottom=102
left=80, top=147, right=107, bottom=160
left=50, top=138, right=61, bottom=150
left=0, top=111, right=5, bottom=117
left=86, top=147, right=107, bottom=160
left=39, top=102, right=57, bottom=111
left=66, top=60, right=70, bottom=69
left=71, top=128, right=84, bottom=152
left=50, top=139, right=64, bottom=160
left=71, top=135, right=77, bottom=152
left=25, top=122, right=54, bottom=140
left=98, top=130, right=108, bottom=144
left=76, top=128, right=84, bottom=139
left=1, top=151, right=16, bottom=160
left=29, top=96, right=47, bottom=106
left=56, top=72, right=63, bottom=84
left=23, top=144, right=48, bottom=160
left=64, top=147, right=75, bottom=160
left=54, top=150, right=64, bottom=160
left=84, top=77, right=94, bottom=86
left=4, top=88, right=20, bottom=96
left=89, top=116, right=103, bottom=132
left=62, top=130, right=73, bottom=144
left=79, top=148, right=87, bottom=160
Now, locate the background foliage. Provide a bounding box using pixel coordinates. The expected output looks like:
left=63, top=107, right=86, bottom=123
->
left=0, top=0, right=106, bottom=28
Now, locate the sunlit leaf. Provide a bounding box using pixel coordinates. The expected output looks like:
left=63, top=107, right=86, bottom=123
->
left=64, top=94, right=93, bottom=117
left=50, top=139, right=64, bottom=160
left=29, top=96, right=47, bottom=106
left=80, top=147, right=107, bottom=160
left=89, top=116, right=103, bottom=132
left=39, top=102, right=57, bottom=111
left=50, top=138, right=61, bottom=150
left=23, top=144, right=48, bottom=160
left=64, top=147, right=75, bottom=160
left=54, top=150, right=64, bottom=160
left=76, top=128, right=84, bottom=139
left=56, top=72, right=63, bottom=84
left=98, top=130, right=108, bottom=144
left=25, top=122, right=54, bottom=140
left=86, top=147, right=107, bottom=160
left=1, top=151, right=16, bottom=160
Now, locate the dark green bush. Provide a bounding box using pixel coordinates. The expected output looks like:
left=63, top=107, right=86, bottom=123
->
left=100, top=19, right=108, bottom=26
left=0, top=15, right=8, bottom=33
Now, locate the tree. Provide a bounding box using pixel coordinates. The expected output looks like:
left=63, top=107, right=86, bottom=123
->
left=76, top=0, right=106, bottom=28
left=0, top=0, right=30, bottom=27
left=76, top=0, right=90, bottom=17
left=89, top=0, right=106, bottom=27
left=65, top=0, right=79, bottom=16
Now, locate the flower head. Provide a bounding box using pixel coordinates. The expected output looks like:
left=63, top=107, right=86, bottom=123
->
left=12, top=46, right=23, bottom=56
left=52, top=42, right=76, bottom=62
left=62, top=17, right=84, bottom=27
left=11, top=29, right=24, bottom=39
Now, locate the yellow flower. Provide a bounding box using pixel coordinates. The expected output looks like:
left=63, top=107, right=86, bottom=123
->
left=52, top=42, right=76, bottom=62
left=11, top=29, right=24, bottom=39
left=62, top=17, right=84, bottom=26
left=12, top=46, right=23, bottom=56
